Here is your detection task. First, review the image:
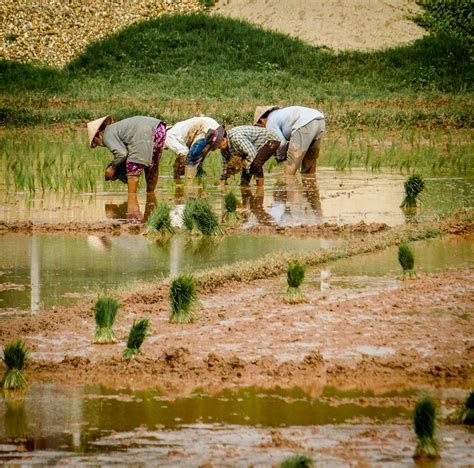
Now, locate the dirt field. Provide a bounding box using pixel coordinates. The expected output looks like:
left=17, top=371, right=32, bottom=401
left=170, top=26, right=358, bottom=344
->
left=213, top=0, right=427, bottom=51
left=1, top=214, right=472, bottom=395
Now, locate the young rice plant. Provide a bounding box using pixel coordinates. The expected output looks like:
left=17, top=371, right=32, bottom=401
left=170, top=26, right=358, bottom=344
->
left=123, top=318, right=150, bottom=358
left=169, top=274, right=198, bottom=324
left=286, top=262, right=306, bottom=304
left=1, top=339, right=29, bottom=391
left=182, top=197, right=222, bottom=236
left=223, top=190, right=241, bottom=226
left=451, top=390, right=474, bottom=425
left=280, top=453, right=313, bottom=468
left=93, top=296, right=120, bottom=344
left=413, top=397, right=440, bottom=459
left=146, top=202, right=176, bottom=237
left=398, top=243, right=416, bottom=278
left=401, top=174, right=425, bottom=209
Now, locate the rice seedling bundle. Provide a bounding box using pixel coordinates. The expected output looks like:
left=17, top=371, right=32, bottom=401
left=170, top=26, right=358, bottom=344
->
left=280, top=454, right=313, bottom=468
left=401, top=174, right=425, bottom=209
left=93, top=296, right=120, bottom=344
left=169, top=274, right=198, bottom=324
left=1, top=339, right=29, bottom=390
left=123, top=318, right=149, bottom=358
left=146, top=202, right=176, bottom=236
left=223, top=190, right=241, bottom=226
left=182, top=198, right=221, bottom=236
left=398, top=243, right=415, bottom=278
left=413, top=397, right=439, bottom=459
left=451, top=390, right=474, bottom=425
left=286, top=262, right=306, bottom=304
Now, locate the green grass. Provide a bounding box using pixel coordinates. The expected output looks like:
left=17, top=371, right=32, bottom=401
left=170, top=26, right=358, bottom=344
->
left=0, top=13, right=472, bottom=128
left=1, top=13, right=472, bottom=193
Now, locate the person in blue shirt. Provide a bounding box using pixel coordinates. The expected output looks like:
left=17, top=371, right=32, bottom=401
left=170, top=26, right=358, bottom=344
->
left=254, top=105, right=325, bottom=176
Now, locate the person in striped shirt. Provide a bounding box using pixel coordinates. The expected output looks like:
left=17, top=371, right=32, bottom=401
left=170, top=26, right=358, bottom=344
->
left=216, top=125, right=280, bottom=188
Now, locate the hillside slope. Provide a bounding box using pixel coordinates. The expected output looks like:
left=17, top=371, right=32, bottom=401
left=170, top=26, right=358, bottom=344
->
left=213, top=0, right=426, bottom=51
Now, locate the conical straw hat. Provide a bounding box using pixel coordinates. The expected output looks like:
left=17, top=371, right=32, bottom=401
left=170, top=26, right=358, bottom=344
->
left=253, top=106, right=279, bottom=125
left=87, top=116, right=112, bottom=147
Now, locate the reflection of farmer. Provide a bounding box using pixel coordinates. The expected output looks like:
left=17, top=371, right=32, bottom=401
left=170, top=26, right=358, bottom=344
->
left=87, top=116, right=166, bottom=193
left=241, top=185, right=276, bottom=227
left=105, top=193, right=157, bottom=223
left=254, top=105, right=325, bottom=175
left=218, top=126, right=280, bottom=188
left=164, top=116, right=224, bottom=180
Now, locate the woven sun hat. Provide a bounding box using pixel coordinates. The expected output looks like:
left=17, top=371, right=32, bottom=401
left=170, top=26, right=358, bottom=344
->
left=87, top=115, right=112, bottom=147
left=253, top=106, right=279, bottom=125
left=205, top=125, right=225, bottom=150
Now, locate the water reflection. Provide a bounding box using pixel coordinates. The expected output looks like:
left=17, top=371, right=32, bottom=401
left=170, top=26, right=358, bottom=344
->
left=0, top=170, right=471, bottom=226
left=0, top=383, right=413, bottom=455
left=4, top=398, right=29, bottom=439
left=105, top=193, right=158, bottom=223
left=0, top=233, right=340, bottom=312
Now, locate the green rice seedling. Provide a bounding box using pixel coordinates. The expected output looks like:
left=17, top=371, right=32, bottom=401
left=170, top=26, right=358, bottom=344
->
left=93, top=296, right=120, bottom=344
left=413, top=397, right=439, bottom=459
left=1, top=339, right=29, bottom=391
left=169, top=274, right=198, bottom=324
left=285, top=262, right=306, bottom=304
left=451, top=390, right=474, bottom=425
left=401, top=174, right=425, bottom=209
left=223, top=190, right=241, bottom=227
left=280, top=453, right=313, bottom=468
left=398, top=243, right=416, bottom=278
left=182, top=198, right=222, bottom=236
left=146, top=202, right=176, bottom=237
left=123, top=318, right=149, bottom=358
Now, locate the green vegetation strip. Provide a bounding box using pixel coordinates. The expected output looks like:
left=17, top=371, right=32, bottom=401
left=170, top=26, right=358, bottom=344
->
left=125, top=210, right=471, bottom=301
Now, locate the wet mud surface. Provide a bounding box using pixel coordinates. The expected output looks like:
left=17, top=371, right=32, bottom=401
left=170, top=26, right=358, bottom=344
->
left=0, top=219, right=472, bottom=394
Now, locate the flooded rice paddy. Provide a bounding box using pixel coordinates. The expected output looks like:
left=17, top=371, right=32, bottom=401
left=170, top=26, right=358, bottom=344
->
left=1, top=383, right=472, bottom=466
left=0, top=234, right=472, bottom=315
left=1, top=169, right=472, bottom=226
left=0, top=233, right=341, bottom=313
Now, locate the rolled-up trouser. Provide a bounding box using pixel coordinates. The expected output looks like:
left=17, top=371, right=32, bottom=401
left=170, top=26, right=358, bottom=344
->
left=286, top=118, right=325, bottom=175
left=241, top=139, right=280, bottom=185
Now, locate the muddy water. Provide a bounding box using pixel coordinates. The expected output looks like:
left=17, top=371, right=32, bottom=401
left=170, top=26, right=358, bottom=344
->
left=1, top=234, right=472, bottom=314
left=1, top=169, right=472, bottom=226
left=324, top=234, right=474, bottom=278
left=0, top=384, right=472, bottom=466
left=0, top=233, right=340, bottom=312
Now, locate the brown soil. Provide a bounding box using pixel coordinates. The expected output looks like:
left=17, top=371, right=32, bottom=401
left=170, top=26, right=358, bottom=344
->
left=1, top=215, right=472, bottom=395
left=213, top=0, right=426, bottom=51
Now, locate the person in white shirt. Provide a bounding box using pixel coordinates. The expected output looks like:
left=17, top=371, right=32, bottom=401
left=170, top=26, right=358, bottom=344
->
left=164, top=116, right=224, bottom=180
left=254, top=105, right=325, bottom=176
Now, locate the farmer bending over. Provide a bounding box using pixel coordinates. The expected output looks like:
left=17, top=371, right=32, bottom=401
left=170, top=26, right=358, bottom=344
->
left=165, top=116, right=224, bottom=181
left=87, top=115, right=166, bottom=193
left=254, top=105, right=325, bottom=176
left=218, top=125, right=280, bottom=188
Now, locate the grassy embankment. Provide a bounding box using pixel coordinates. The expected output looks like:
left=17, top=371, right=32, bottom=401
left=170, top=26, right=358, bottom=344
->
left=0, top=13, right=472, bottom=191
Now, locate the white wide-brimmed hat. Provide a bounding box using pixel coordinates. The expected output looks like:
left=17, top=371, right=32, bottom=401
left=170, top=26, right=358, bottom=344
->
left=87, top=115, right=112, bottom=147
left=253, top=105, right=279, bottom=125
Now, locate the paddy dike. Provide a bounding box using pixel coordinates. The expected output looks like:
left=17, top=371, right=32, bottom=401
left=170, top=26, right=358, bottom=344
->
left=0, top=211, right=472, bottom=394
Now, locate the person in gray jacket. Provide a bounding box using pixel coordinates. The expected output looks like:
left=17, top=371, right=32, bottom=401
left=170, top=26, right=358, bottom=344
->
left=254, top=105, right=325, bottom=176
left=87, top=115, right=166, bottom=193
